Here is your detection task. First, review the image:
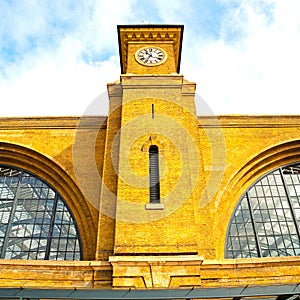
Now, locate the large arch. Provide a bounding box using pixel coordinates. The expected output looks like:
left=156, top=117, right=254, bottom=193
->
left=0, top=142, right=97, bottom=260
left=215, top=140, right=300, bottom=259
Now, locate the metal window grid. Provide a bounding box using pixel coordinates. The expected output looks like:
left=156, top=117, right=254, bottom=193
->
left=0, top=165, right=82, bottom=260
left=226, top=163, right=300, bottom=258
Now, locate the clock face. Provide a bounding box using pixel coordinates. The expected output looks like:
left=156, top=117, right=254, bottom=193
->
left=135, top=47, right=167, bottom=66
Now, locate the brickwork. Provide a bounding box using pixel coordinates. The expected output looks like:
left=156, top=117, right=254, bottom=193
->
left=0, top=117, right=103, bottom=260
left=96, top=82, right=122, bottom=260
left=1, top=25, right=300, bottom=290
left=112, top=74, right=205, bottom=255
left=3, top=255, right=300, bottom=289
left=1, top=108, right=300, bottom=289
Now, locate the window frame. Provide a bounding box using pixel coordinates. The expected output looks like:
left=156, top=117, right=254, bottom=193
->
left=225, top=162, right=300, bottom=259
left=0, top=164, right=82, bottom=260
left=149, top=145, right=161, bottom=204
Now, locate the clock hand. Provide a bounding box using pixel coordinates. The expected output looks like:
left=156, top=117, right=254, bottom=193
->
left=145, top=50, right=153, bottom=63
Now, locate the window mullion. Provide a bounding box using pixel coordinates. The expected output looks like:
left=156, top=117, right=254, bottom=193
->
left=246, top=192, right=263, bottom=257
left=1, top=170, right=24, bottom=258
left=279, top=168, right=300, bottom=241
left=44, top=193, right=59, bottom=260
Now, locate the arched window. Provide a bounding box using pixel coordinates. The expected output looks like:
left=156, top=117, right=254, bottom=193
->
left=226, top=162, right=300, bottom=259
left=0, top=165, right=82, bottom=260
left=149, top=145, right=160, bottom=203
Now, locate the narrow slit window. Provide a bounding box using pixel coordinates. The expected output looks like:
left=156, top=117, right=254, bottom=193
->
left=149, top=145, right=160, bottom=203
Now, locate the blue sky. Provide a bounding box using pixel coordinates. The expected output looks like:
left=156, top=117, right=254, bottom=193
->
left=0, top=0, right=300, bottom=116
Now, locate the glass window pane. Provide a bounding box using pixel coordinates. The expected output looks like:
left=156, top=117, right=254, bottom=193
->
left=0, top=165, right=81, bottom=260
left=226, top=162, right=300, bottom=258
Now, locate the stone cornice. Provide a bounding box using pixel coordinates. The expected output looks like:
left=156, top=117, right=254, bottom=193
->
left=1, top=256, right=300, bottom=289
left=1, top=115, right=300, bottom=130
left=198, top=115, right=300, bottom=128
left=0, top=116, right=107, bottom=130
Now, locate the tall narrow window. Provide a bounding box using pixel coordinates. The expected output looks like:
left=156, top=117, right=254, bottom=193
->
left=149, top=145, right=160, bottom=203
left=152, top=104, right=155, bottom=119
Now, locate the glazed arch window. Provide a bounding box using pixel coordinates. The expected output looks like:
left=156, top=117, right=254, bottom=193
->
left=0, top=165, right=82, bottom=260
left=226, top=162, right=300, bottom=258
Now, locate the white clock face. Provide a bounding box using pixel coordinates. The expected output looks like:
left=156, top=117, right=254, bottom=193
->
left=135, top=47, right=167, bottom=66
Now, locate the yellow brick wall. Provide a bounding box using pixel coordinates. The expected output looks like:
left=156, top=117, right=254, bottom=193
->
left=1, top=114, right=298, bottom=261
left=104, top=73, right=300, bottom=259
left=0, top=117, right=105, bottom=260
left=96, top=82, right=122, bottom=260
left=112, top=74, right=205, bottom=254
left=200, top=116, right=300, bottom=259
left=1, top=108, right=300, bottom=288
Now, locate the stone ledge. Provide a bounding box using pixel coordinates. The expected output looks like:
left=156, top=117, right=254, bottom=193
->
left=0, top=259, right=112, bottom=288
left=109, top=255, right=203, bottom=288
left=145, top=203, right=164, bottom=210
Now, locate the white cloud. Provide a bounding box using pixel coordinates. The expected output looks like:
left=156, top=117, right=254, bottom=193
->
left=181, top=0, right=300, bottom=115
left=1, top=0, right=300, bottom=116
left=0, top=0, right=137, bottom=116
left=151, top=0, right=194, bottom=23
left=0, top=35, right=119, bottom=116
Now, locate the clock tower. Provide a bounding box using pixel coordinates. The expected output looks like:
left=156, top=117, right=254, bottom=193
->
left=118, top=24, right=183, bottom=74
left=97, top=25, right=206, bottom=264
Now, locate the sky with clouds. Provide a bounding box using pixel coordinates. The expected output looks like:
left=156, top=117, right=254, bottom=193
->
left=0, top=0, right=300, bottom=117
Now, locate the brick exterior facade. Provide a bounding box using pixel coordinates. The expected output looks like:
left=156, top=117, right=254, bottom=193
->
left=0, top=25, right=300, bottom=291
